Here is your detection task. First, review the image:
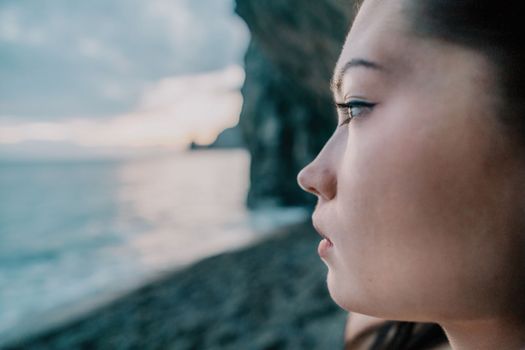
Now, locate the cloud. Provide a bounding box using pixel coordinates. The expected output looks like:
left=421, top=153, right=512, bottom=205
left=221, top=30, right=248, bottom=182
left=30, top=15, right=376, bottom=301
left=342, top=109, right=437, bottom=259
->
left=0, top=7, right=46, bottom=46
left=0, top=8, right=20, bottom=42
left=76, top=37, right=132, bottom=73
left=0, top=65, right=245, bottom=157
left=0, top=0, right=249, bottom=120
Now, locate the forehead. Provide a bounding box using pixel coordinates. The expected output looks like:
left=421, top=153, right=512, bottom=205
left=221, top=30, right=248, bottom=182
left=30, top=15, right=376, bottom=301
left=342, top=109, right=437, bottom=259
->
left=332, top=0, right=498, bottom=130
left=333, top=0, right=495, bottom=99
left=346, top=0, right=408, bottom=53
left=333, top=0, right=417, bottom=95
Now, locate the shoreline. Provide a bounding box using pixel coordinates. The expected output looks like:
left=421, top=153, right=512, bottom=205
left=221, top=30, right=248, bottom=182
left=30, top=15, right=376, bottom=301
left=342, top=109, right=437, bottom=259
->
left=2, top=221, right=347, bottom=350
left=0, top=224, right=278, bottom=347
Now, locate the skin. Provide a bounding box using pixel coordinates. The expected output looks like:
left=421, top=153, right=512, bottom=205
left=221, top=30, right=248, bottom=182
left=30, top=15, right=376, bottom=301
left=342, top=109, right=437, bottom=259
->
left=296, top=0, right=525, bottom=349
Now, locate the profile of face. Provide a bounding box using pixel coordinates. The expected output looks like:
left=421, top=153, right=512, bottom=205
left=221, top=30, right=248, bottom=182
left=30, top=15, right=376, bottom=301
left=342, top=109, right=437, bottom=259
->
left=297, top=0, right=525, bottom=323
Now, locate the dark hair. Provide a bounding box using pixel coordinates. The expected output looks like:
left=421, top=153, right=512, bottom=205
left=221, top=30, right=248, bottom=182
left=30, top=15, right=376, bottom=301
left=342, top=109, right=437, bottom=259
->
left=407, top=0, right=525, bottom=149
left=348, top=0, right=525, bottom=349
left=367, top=321, right=447, bottom=350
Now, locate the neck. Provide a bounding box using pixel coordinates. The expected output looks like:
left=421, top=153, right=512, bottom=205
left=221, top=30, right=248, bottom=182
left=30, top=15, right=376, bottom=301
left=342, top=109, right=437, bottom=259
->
left=441, top=315, right=525, bottom=350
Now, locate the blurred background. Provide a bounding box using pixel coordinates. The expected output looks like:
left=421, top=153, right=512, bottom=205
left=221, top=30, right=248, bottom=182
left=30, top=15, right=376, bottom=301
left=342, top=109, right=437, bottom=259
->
left=0, top=0, right=355, bottom=348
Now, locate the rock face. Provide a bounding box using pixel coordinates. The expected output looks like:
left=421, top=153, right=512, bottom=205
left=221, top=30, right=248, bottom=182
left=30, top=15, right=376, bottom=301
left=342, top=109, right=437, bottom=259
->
left=235, top=0, right=356, bottom=208
left=189, top=126, right=244, bottom=150
left=209, top=125, right=244, bottom=148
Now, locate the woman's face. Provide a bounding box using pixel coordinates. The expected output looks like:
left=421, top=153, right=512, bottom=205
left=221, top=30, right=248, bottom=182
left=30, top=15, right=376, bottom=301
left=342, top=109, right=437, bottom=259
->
left=297, top=0, right=525, bottom=322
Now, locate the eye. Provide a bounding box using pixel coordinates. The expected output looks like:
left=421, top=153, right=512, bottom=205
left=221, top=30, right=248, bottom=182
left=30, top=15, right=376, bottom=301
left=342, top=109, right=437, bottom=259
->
left=335, top=100, right=376, bottom=126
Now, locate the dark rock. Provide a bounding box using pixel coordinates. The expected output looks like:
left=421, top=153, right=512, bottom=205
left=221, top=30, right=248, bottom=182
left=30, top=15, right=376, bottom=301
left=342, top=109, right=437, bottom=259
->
left=188, top=141, right=209, bottom=150
left=235, top=0, right=356, bottom=208
left=209, top=125, right=244, bottom=149
left=188, top=125, right=244, bottom=151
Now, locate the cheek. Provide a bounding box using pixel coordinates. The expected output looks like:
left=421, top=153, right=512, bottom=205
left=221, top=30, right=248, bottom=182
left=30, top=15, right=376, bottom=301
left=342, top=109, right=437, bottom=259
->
left=331, top=105, right=522, bottom=319
left=336, top=109, right=467, bottom=265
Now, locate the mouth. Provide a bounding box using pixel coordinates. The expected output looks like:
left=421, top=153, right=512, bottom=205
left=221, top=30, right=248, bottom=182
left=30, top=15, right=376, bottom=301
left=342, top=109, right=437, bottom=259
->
left=314, top=225, right=334, bottom=259
left=312, top=220, right=333, bottom=245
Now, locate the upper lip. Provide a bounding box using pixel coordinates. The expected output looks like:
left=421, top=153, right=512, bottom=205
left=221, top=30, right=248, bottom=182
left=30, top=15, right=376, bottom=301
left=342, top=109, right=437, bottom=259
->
left=312, top=213, right=332, bottom=243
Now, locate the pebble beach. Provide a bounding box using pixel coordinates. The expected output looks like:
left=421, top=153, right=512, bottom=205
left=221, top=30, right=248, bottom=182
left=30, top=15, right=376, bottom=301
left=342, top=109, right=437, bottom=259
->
left=2, top=221, right=348, bottom=350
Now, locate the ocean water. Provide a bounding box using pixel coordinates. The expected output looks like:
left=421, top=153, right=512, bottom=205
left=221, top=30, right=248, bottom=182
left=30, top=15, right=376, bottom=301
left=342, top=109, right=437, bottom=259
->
left=0, top=149, right=308, bottom=343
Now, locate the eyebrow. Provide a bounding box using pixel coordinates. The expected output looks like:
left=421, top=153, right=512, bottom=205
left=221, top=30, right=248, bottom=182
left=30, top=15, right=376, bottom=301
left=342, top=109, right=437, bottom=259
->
left=330, top=58, right=386, bottom=95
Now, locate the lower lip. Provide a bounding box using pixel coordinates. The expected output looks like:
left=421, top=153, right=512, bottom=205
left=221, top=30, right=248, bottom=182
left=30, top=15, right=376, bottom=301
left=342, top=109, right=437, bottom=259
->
left=318, top=238, right=333, bottom=258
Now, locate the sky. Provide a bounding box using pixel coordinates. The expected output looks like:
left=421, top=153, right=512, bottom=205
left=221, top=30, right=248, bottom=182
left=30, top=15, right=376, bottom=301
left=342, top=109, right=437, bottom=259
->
left=0, top=0, right=249, bottom=158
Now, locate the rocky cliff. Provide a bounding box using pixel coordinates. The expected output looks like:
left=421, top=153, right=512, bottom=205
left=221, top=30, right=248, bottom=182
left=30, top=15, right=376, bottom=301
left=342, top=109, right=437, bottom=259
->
left=235, top=0, right=356, bottom=208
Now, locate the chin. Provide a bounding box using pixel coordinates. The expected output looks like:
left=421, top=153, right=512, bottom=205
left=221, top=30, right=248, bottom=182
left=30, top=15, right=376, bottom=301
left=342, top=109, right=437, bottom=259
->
left=326, top=269, right=355, bottom=311
left=326, top=270, right=392, bottom=317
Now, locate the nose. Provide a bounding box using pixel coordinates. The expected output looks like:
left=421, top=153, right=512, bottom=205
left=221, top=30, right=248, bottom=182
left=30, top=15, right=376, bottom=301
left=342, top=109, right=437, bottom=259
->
left=297, top=151, right=337, bottom=201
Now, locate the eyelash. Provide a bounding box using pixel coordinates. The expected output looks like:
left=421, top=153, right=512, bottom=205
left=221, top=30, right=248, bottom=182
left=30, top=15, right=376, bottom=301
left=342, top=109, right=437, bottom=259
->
left=335, top=100, right=376, bottom=126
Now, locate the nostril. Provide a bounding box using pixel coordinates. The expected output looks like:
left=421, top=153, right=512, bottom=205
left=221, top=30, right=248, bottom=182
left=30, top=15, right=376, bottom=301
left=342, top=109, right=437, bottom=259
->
left=298, top=165, right=337, bottom=200
left=306, top=185, right=320, bottom=197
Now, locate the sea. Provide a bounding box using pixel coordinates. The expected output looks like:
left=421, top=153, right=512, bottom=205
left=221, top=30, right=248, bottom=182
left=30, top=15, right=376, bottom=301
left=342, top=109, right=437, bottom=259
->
left=0, top=149, right=308, bottom=344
